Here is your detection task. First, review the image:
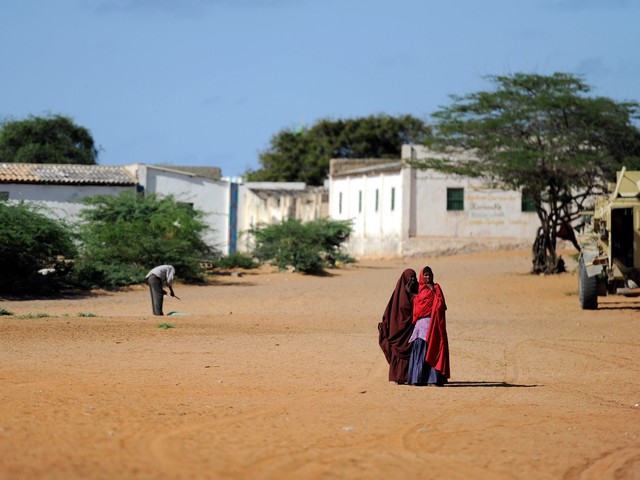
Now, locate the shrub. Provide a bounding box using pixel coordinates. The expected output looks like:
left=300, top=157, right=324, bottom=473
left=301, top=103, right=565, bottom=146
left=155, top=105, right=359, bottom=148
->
left=213, top=252, right=259, bottom=269
left=304, top=218, right=354, bottom=266
left=249, top=218, right=353, bottom=274
left=73, top=191, right=217, bottom=289
left=0, top=200, right=77, bottom=295
left=70, top=261, right=143, bottom=290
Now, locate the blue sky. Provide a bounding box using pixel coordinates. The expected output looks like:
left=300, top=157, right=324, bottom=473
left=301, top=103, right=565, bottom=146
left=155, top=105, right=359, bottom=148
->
left=1, top=0, right=638, bottom=178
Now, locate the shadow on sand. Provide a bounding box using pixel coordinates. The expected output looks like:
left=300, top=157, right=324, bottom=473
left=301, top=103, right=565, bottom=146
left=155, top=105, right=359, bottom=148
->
left=596, top=302, right=640, bottom=312
left=445, top=381, right=539, bottom=388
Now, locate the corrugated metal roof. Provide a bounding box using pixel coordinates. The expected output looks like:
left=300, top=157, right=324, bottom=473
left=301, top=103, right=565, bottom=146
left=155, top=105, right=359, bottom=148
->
left=0, top=163, right=137, bottom=185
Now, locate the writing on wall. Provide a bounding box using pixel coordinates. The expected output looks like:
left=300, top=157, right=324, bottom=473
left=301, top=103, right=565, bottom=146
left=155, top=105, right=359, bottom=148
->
left=467, top=193, right=518, bottom=220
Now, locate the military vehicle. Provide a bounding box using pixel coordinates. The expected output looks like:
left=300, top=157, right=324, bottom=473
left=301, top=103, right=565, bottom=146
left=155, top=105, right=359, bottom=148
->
left=578, top=168, right=640, bottom=309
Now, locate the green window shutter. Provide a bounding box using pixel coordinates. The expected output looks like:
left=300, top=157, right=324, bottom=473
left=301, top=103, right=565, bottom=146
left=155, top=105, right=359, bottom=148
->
left=521, top=189, right=536, bottom=212
left=447, top=188, right=464, bottom=211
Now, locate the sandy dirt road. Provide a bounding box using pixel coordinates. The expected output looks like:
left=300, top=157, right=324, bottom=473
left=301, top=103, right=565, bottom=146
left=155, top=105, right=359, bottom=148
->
left=1, top=249, right=639, bottom=480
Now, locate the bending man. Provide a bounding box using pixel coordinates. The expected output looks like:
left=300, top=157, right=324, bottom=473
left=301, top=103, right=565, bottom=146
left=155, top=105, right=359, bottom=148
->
left=145, top=265, right=176, bottom=316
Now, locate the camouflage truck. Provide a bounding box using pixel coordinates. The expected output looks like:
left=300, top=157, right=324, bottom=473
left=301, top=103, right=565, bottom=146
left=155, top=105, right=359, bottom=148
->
left=577, top=168, right=640, bottom=309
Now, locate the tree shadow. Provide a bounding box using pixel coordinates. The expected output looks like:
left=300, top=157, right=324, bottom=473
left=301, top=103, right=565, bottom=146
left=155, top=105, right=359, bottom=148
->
left=445, top=381, right=540, bottom=388
left=0, top=290, right=113, bottom=301
left=304, top=270, right=337, bottom=277
left=199, top=280, right=258, bottom=287
left=348, top=264, right=396, bottom=270
left=208, top=269, right=337, bottom=279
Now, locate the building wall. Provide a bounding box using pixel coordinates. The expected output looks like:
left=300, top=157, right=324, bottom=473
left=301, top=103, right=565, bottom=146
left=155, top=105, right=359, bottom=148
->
left=235, top=182, right=328, bottom=253
left=329, top=154, right=541, bottom=257
left=137, top=165, right=231, bottom=253
left=410, top=169, right=539, bottom=239
left=329, top=171, right=405, bottom=256
left=1, top=183, right=134, bottom=220
left=403, top=144, right=539, bottom=244
left=295, top=187, right=329, bottom=223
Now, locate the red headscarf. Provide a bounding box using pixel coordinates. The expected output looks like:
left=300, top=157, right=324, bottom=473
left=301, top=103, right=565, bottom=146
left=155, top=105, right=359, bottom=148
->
left=412, top=266, right=450, bottom=379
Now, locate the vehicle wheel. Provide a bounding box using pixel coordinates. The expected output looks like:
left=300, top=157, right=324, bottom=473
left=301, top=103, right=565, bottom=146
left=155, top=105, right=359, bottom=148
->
left=579, top=256, right=598, bottom=310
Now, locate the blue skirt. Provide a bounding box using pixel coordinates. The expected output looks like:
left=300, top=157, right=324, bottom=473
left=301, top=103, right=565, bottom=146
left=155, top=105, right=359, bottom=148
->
left=407, top=338, right=447, bottom=386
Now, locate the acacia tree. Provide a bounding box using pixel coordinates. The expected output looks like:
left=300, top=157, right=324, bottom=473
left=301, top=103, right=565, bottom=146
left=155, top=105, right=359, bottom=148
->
left=410, top=72, right=640, bottom=274
left=0, top=114, right=99, bottom=164
left=246, top=114, right=431, bottom=186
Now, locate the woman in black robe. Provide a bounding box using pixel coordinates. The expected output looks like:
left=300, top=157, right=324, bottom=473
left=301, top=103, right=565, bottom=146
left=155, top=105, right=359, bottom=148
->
left=378, top=269, right=418, bottom=384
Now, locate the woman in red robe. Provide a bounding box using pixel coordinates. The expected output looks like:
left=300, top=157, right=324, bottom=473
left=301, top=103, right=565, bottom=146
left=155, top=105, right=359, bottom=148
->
left=407, top=266, right=450, bottom=386
left=378, top=269, right=418, bottom=384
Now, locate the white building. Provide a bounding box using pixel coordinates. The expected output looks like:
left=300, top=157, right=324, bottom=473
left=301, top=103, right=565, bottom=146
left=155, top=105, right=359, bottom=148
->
left=136, top=164, right=232, bottom=251
left=0, top=163, right=234, bottom=254
left=328, top=146, right=540, bottom=257
left=0, top=163, right=137, bottom=217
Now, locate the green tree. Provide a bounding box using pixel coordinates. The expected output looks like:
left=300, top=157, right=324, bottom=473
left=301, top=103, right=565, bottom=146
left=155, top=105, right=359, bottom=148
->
left=0, top=201, right=77, bottom=295
left=246, top=114, right=431, bottom=186
left=0, top=114, right=99, bottom=164
left=74, top=191, right=216, bottom=288
left=410, top=72, right=640, bottom=274
left=249, top=218, right=353, bottom=274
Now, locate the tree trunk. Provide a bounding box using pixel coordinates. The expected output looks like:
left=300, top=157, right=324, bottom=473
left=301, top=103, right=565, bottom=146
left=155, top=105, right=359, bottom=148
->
left=531, top=226, right=566, bottom=274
